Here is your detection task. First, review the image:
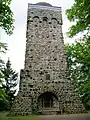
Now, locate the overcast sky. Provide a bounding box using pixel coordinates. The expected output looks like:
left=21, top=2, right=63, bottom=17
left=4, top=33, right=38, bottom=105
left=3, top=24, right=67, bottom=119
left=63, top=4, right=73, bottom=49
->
left=1, top=0, right=74, bottom=72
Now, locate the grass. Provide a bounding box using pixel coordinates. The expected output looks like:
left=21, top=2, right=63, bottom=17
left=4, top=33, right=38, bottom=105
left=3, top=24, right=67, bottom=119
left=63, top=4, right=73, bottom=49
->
left=0, top=112, right=39, bottom=120
left=0, top=111, right=90, bottom=120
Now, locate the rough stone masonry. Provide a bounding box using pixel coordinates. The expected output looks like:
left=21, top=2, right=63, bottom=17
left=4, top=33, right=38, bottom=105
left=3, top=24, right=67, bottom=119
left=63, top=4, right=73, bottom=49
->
left=10, top=2, right=86, bottom=115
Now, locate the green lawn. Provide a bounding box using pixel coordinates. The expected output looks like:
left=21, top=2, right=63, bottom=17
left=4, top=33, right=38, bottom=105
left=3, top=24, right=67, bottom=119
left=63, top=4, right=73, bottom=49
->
left=0, top=112, right=39, bottom=120
left=0, top=111, right=90, bottom=120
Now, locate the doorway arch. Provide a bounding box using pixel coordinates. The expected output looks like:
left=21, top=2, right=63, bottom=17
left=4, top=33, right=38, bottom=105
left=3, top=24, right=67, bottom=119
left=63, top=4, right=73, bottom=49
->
left=37, top=91, right=59, bottom=114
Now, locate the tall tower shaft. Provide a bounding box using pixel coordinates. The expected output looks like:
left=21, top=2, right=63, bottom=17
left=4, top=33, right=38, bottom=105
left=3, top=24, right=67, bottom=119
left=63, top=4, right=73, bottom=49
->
left=10, top=3, right=86, bottom=115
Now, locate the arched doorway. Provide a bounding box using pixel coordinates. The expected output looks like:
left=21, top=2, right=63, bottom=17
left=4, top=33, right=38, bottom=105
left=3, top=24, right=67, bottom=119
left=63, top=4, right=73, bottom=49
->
left=38, top=92, right=59, bottom=114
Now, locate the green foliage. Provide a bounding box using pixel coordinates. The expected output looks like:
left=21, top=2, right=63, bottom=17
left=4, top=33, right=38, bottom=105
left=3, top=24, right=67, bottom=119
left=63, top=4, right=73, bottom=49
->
left=0, top=89, right=9, bottom=111
left=0, top=42, right=7, bottom=73
left=0, top=0, right=13, bottom=54
left=65, top=36, right=90, bottom=110
left=66, top=0, right=90, bottom=110
left=66, top=0, right=90, bottom=37
left=0, top=0, right=14, bottom=111
left=0, top=42, right=7, bottom=99
left=0, top=45, right=7, bottom=103
left=0, top=0, right=13, bottom=85
left=0, top=112, right=39, bottom=120
left=0, top=71, right=9, bottom=111
left=1, top=59, right=18, bottom=109
left=0, top=0, right=14, bottom=35
left=0, top=42, right=7, bottom=53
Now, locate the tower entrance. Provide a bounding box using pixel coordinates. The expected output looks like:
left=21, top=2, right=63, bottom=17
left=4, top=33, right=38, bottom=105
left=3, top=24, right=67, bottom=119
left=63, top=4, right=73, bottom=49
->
left=38, top=92, right=59, bottom=114
left=43, top=95, right=53, bottom=108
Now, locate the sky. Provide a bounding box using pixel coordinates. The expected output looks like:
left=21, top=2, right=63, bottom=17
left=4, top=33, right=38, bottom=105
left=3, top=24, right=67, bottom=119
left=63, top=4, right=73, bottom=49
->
left=1, top=0, right=75, bottom=73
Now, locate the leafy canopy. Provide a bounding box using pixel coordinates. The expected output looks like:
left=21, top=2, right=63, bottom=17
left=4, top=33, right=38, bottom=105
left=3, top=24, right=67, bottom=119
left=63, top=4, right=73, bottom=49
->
left=0, top=0, right=14, bottom=35
left=66, top=0, right=90, bottom=37
left=66, top=0, right=90, bottom=110
left=65, top=36, right=90, bottom=110
left=0, top=0, right=14, bottom=106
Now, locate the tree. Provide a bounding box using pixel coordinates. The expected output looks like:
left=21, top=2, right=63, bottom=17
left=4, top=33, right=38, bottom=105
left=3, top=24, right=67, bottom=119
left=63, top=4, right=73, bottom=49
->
left=0, top=0, right=14, bottom=57
left=0, top=88, right=9, bottom=111
left=1, top=59, right=18, bottom=109
left=0, top=0, right=14, bottom=109
left=0, top=0, right=14, bottom=87
left=66, top=0, right=90, bottom=37
left=65, top=36, right=90, bottom=110
left=0, top=0, right=14, bottom=35
left=0, top=43, right=7, bottom=106
left=66, top=0, right=90, bottom=110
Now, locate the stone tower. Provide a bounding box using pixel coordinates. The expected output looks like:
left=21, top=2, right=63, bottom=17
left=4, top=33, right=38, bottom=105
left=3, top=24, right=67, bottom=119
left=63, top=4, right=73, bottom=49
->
left=10, top=2, right=86, bottom=115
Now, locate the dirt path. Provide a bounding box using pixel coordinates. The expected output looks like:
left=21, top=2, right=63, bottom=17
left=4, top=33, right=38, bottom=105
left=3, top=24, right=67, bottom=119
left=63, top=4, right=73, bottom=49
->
left=39, top=114, right=90, bottom=120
